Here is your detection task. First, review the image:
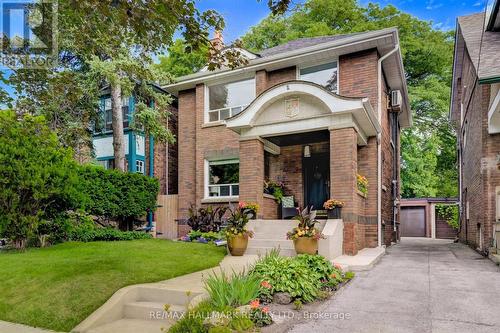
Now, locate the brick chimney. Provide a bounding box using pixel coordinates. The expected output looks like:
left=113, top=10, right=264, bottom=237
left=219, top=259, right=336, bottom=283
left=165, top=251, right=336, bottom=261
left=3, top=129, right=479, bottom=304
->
left=210, top=30, right=224, bottom=51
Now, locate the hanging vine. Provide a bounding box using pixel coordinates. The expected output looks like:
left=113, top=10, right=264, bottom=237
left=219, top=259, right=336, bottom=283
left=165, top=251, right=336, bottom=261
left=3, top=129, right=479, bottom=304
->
left=435, top=204, right=459, bottom=229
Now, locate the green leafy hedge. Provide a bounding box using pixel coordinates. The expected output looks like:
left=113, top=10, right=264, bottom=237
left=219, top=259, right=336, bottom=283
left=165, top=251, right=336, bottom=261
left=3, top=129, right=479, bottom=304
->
left=78, top=165, right=159, bottom=221
left=435, top=204, right=459, bottom=229
left=69, top=224, right=152, bottom=242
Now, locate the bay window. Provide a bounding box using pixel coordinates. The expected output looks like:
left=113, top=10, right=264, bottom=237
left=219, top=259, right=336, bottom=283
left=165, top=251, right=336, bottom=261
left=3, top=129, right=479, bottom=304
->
left=300, top=62, right=338, bottom=93
left=206, top=159, right=239, bottom=197
left=207, top=78, right=255, bottom=122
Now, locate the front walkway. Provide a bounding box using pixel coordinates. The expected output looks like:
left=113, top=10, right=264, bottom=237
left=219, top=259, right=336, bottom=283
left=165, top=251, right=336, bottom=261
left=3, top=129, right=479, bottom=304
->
left=289, top=238, right=500, bottom=333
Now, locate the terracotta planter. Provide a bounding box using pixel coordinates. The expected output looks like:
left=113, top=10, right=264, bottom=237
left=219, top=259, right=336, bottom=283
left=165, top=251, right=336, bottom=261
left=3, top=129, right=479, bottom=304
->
left=293, top=237, right=318, bottom=255
left=227, top=234, right=249, bottom=256
left=327, top=207, right=342, bottom=219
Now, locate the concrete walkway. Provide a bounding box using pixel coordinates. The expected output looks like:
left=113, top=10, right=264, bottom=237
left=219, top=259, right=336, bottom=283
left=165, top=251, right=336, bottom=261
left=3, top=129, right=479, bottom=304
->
left=289, top=238, right=500, bottom=333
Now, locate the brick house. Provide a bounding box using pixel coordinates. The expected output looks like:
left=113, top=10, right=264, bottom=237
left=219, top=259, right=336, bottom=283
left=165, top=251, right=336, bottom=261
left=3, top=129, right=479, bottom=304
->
left=450, top=1, right=500, bottom=254
left=165, top=28, right=411, bottom=255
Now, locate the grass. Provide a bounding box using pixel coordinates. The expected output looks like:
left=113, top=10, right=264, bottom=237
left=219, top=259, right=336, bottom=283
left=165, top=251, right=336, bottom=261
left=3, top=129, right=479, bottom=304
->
left=0, top=239, right=226, bottom=332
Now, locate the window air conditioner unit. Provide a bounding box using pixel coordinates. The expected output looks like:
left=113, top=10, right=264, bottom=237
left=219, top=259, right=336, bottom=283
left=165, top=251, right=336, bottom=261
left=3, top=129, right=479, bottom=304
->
left=390, top=90, right=402, bottom=111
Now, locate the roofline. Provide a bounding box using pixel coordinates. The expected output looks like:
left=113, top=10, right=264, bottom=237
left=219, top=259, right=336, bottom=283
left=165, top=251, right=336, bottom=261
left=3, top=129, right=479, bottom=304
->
left=486, top=0, right=500, bottom=31
left=449, top=18, right=461, bottom=121
left=164, top=27, right=400, bottom=92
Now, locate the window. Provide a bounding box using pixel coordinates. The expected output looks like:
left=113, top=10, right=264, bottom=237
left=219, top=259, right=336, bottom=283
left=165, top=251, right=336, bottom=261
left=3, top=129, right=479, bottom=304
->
left=207, top=159, right=239, bottom=197
left=136, top=160, right=144, bottom=174
left=102, top=97, right=130, bottom=131
left=97, top=159, right=114, bottom=170
left=207, top=78, right=255, bottom=122
left=300, top=62, right=338, bottom=92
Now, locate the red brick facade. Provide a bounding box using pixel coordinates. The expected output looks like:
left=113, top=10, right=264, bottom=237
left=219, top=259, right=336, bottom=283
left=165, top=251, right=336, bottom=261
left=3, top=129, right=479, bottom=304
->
left=452, top=33, right=498, bottom=252
left=175, top=49, right=402, bottom=255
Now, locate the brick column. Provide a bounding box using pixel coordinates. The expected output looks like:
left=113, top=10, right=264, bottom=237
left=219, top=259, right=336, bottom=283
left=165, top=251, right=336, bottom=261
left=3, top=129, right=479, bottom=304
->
left=239, top=139, right=265, bottom=219
left=330, top=128, right=359, bottom=255
left=256, top=70, right=268, bottom=96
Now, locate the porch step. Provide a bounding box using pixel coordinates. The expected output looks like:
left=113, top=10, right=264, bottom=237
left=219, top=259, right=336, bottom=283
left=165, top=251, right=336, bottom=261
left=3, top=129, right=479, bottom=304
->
left=123, top=301, right=186, bottom=321
left=247, top=238, right=294, bottom=249
left=245, top=246, right=296, bottom=257
left=87, top=318, right=168, bottom=333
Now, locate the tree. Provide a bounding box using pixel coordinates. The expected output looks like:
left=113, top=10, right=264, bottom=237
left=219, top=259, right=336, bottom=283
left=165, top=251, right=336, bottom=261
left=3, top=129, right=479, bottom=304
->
left=0, top=111, right=80, bottom=248
left=8, top=0, right=292, bottom=171
left=156, top=39, right=209, bottom=79
left=242, top=0, right=457, bottom=198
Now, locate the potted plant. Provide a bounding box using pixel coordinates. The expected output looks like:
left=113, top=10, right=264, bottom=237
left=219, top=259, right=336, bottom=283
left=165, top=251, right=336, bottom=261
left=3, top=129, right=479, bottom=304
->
left=263, top=180, right=285, bottom=203
left=287, top=207, right=324, bottom=255
left=241, top=202, right=259, bottom=219
left=323, top=199, right=344, bottom=219
left=226, top=202, right=254, bottom=256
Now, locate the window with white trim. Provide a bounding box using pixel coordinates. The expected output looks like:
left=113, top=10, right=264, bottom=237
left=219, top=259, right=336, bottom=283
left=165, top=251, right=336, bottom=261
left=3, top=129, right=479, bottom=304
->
left=207, top=159, right=239, bottom=197
left=300, top=62, right=338, bottom=93
left=102, top=97, right=131, bottom=131
left=136, top=160, right=145, bottom=174
left=207, top=78, right=255, bottom=122
left=97, top=159, right=114, bottom=170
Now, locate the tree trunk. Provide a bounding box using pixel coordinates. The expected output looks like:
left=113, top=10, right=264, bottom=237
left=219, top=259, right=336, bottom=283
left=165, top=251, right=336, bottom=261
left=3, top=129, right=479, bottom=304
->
left=110, top=82, right=126, bottom=171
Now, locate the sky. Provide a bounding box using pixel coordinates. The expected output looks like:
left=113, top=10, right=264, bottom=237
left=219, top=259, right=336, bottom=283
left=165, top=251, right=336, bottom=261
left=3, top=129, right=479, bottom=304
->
left=0, top=0, right=489, bottom=99
left=195, top=0, right=488, bottom=42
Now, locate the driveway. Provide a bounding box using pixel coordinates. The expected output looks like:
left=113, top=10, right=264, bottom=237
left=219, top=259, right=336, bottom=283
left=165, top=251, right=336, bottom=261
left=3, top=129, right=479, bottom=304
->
left=289, top=238, right=500, bottom=333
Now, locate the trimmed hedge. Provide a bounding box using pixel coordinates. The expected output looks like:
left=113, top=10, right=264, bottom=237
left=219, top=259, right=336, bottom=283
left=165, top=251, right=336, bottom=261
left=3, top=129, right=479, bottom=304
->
left=69, top=224, right=152, bottom=242
left=78, top=165, right=159, bottom=221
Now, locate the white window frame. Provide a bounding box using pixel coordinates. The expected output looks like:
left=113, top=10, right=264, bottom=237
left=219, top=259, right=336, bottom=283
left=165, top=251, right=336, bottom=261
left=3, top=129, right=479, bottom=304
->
left=136, top=160, right=145, bottom=174
left=204, top=159, right=240, bottom=199
left=205, top=78, right=256, bottom=124
left=297, top=59, right=339, bottom=94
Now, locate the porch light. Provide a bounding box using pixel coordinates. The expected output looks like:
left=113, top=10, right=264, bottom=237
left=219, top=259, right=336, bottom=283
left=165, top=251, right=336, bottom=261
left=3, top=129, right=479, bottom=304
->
left=304, top=145, right=311, bottom=158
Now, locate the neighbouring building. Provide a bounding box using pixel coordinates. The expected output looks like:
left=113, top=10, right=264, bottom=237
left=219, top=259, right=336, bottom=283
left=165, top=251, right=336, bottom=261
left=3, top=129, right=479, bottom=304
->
left=165, top=27, right=411, bottom=255
left=450, top=0, right=500, bottom=254
left=92, top=85, right=178, bottom=196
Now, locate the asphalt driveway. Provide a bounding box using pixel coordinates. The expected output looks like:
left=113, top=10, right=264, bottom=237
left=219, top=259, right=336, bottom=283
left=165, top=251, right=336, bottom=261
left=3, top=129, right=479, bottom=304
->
left=289, top=238, right=500, bottom=333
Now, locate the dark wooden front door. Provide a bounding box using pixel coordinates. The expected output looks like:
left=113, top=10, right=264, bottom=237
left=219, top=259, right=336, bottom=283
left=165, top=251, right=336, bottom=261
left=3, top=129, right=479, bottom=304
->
left=303, top=154, right=329, bottom=210
left=401, top=207, right=426, bottom=237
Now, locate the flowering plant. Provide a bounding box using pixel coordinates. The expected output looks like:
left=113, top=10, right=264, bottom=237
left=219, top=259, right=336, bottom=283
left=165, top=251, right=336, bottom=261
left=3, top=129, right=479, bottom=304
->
left=263, top=180, right=285, bottom=203
left=323, top=199, right=344, bottom=210
left=286, top=207, right=325, bottom=240
left=249, top=299, right=273, bottom=327
left=225, top=202, right=254, bottom=238
left=357, top=174, right=368, bottom=196
left=241, top=202, right=259, bottom=215
left=259, top=280, right=273, bottom=303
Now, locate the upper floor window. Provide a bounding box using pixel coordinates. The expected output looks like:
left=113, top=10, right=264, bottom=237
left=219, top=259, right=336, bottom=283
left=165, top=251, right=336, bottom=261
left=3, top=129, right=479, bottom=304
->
left=102, top=97, right=130, bottom=131
left=207, top=78, right=255, bottom=122
left=300, top=62, right=338, bottom=93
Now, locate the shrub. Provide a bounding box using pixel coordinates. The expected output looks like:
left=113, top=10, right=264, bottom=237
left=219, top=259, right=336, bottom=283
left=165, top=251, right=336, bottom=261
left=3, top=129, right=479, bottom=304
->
left=295, top=254, right=343, bottom=288
left=68, top=225, right=152, bottom=242
left=77, top=165, right=159, bottom=229
left=435, top=204, right=459, bottom=229
left=187, top=230, right=224, bottom=242
left=187, top=205, right=227, bottom=232
left=204, top=271, right=261, bottom=309
left=0, top=111, right=81, bottom=248
left=251, top=250, right=321, bottom=302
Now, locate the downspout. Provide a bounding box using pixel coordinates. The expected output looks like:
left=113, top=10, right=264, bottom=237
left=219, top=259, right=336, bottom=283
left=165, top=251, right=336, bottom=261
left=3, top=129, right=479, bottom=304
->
left=147, top=100, right=155, bottom=231
left=377, top=44, right=400, bottom=247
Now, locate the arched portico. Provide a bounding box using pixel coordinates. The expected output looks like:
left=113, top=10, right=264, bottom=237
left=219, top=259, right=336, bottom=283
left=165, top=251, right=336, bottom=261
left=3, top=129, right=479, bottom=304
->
left=226, top=81, right=380, bottom=255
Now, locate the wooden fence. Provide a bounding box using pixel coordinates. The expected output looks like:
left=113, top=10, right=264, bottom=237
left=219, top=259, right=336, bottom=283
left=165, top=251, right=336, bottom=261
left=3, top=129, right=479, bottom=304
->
left=155, top=194, right=178, bottom=239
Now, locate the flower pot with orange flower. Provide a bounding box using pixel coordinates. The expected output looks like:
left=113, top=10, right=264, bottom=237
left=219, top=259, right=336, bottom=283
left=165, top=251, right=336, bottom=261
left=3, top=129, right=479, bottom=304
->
left=323, top=199, right=344, bottom=219
left=287, top=207, right=325, bottom=255
left=226, top=202, right=254, bottom=256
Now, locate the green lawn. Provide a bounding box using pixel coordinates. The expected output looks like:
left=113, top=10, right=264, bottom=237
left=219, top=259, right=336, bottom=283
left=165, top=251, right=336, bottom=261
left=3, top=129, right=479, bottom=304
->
left=0, top=239, right=226, bottom=332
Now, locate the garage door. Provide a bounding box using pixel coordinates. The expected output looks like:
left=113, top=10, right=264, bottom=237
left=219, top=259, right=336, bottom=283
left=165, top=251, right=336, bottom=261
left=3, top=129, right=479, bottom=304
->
left=401, top=207, right=426, bottom=237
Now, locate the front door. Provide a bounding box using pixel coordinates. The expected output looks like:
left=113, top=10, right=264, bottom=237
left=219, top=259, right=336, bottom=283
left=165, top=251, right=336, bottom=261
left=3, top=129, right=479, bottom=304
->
left=303, top=153, right=329, bottom=210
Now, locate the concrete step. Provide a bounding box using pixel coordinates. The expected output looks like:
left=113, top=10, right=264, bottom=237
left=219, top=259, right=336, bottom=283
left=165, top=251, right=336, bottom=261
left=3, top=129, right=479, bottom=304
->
left=87, top=318, right=169, bottom=333
left=134, top=287, right=200, bottom=305
left=123, top=301, right=186, bottom=321
left=247, top=238, right=294, bottom=249
left=246, top=246, right=296, bottom=257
